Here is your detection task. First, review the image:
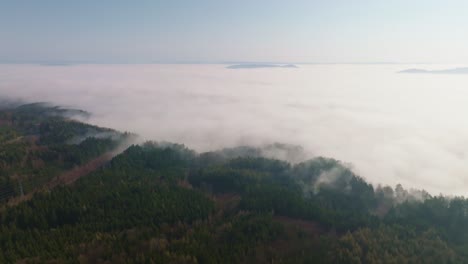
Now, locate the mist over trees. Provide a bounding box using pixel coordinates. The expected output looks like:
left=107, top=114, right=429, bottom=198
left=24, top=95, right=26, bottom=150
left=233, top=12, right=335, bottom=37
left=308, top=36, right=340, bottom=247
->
left=1, top=103, right=468, bottom=263
left=4, top=64, right=468, bottom=195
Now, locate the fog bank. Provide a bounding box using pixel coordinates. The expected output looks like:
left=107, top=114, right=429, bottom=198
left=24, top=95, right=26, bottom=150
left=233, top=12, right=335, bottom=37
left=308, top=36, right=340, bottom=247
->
left=1, top=63, right=468, bottom=195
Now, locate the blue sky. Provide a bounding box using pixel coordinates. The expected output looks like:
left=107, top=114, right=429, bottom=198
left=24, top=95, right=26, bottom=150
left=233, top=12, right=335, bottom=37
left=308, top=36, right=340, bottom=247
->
left=1, top=0, right=468, bottom=63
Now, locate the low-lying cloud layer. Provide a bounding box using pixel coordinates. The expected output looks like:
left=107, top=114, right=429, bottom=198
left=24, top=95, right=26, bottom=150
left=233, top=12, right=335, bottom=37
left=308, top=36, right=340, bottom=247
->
left=1, top=63, right=468, bottom=195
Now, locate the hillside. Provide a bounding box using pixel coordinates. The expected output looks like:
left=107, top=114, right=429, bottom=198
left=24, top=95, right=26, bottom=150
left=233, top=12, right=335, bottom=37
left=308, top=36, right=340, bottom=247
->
left=0, top=104, right=467, bottom=263
left=0, top=103, right=132, bottom=205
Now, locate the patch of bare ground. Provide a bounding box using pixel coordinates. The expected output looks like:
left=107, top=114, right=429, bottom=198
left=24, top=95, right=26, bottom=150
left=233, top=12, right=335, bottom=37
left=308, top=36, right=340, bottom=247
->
left=0, top=117, right=12, bottom=126
left=213, top=193, right=241, bottom=211
left=274, top=215, right=324, bottom=237
left=177, top=179, right=193, bottom=189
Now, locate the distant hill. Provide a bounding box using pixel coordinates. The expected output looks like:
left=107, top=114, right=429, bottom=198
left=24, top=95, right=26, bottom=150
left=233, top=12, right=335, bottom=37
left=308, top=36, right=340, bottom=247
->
left=399, top=67, right=468, bottom=74
left=226, top=64, right=298, bottom=69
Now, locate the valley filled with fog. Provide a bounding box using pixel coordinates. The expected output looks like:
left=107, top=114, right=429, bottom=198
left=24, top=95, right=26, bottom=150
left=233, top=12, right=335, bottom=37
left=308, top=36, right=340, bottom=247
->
left=1, top=63, right=467, bottom=195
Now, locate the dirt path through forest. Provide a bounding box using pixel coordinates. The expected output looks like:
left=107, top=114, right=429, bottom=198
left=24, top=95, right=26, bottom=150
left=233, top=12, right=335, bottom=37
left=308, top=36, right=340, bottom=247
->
left=2, top=151, right=115, bottom=209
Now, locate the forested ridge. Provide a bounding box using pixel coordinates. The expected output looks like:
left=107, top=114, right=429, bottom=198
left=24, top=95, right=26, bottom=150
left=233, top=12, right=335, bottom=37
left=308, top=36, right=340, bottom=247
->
left=1, top=104, right=467, bottom=263
left=0, top=103, right=130, bottom=203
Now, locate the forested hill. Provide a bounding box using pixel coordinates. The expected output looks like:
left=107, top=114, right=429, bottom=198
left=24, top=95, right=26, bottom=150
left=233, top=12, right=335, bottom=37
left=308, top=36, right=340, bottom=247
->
left=1, top=104, right=468, bottom=263
left=0, top=103, right=132, bottom=204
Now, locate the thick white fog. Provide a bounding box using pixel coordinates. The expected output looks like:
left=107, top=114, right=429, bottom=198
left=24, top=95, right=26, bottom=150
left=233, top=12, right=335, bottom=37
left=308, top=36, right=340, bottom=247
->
left=1, top=63, right=468, bottom=195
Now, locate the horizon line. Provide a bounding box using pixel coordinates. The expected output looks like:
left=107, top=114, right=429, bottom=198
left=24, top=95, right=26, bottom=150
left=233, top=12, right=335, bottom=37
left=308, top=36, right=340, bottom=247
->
left=0, top=60, right=458, bottom=65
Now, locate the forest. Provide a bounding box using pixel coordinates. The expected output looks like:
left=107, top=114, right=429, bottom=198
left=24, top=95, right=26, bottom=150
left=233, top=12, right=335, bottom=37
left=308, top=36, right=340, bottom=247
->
left=0, top=103, right=467, bottom=263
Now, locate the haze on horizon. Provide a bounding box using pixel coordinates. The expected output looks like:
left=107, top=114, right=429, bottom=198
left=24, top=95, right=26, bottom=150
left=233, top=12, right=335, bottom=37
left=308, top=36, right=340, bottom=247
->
left=2, top=0, right=468, bottom=64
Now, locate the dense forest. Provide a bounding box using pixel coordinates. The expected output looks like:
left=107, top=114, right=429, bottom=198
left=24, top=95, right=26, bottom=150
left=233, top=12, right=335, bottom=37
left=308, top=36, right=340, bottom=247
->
left=1, top=103, right=467, bottom=263
left=0, top=103, right=131, bottom=203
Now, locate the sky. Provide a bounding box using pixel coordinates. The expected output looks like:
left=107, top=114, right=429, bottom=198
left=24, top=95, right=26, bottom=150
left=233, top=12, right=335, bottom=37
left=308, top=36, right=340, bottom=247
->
left=1, top=0, right=468, bottom=63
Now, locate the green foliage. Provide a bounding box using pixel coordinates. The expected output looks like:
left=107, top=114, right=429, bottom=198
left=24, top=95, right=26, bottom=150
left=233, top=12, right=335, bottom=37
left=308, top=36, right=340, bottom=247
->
left=2, top=104, right=468, bottom=262
left=0, top=126, right=17, bottom=144
left=0, top=103, right=125, bottom=202
left=328, top=225, right=458, bottom=263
